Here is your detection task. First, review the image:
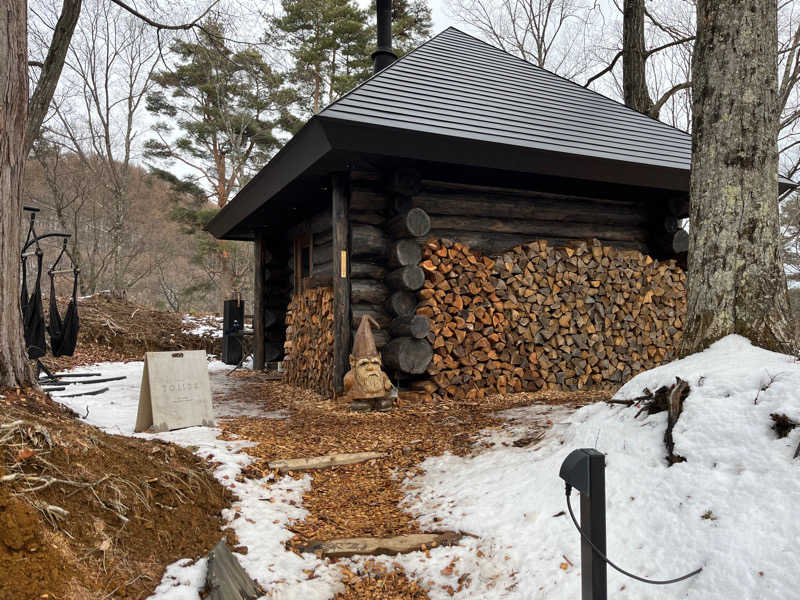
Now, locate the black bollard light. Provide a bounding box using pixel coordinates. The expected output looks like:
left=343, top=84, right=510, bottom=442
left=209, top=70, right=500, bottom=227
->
left=559, top=448, right=607, bottom=600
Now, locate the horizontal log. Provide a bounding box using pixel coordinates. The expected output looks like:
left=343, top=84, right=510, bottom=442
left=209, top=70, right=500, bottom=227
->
left=351, top=187, right=389, bottom=211
left=390, top=314, right=430, bottom=339
left=429, top=215, right=648, bottom=243
left=386, top=265, right=426, bottom=291
left=382, top=337, right=433, bottom=374
left=315, top=224, right=389, bottom=260
left=414, top=191, right=649, bottom=227
left=386, top=290, right=418, bottom=317
left=352, top=304, right=391, bottom=329
left=314, top=229, right=333, bottom=247
left=389, top=168, right=423, bottom=197
left=306, top=261, right=387, bottom=288
left=388, top=238, right=422, bottom=268
left=387, top=208, right=431, bottom=239
left=351, top=279, right=389, bottom=305
left=428, top=229, right=648, bottom=256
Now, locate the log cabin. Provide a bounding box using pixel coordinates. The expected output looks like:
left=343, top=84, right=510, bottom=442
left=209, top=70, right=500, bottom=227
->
left=206, top=1, right=794, bottom=395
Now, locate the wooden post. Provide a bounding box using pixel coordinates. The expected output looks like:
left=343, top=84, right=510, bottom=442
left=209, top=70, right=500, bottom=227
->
left=253, top=232, right=267, bottom=371
left=332, top=172, right=351, bottom=393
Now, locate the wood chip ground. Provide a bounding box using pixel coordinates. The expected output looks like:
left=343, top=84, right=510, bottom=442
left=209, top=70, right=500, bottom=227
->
left=219, top=371, right=606, bottom=597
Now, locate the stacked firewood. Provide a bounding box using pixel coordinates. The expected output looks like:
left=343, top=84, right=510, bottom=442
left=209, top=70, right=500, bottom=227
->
left=417, top=238, right=686, bottom=399
left=284, top=287, right=334, bottom=395
left=417, top=240, right=510, bottom=400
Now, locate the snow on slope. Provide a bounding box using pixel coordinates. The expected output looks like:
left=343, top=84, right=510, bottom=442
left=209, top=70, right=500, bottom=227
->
left=392, top=335, right=800, bottom=599
left=50, top=360, right=341, bottom=600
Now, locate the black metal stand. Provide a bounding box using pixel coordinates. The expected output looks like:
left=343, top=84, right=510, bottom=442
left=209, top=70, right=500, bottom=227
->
left=560, top=448, right=607, bottom=600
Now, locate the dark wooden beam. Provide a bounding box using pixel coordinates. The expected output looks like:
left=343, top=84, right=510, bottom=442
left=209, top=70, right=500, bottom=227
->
left=332, top=172, right=352, bottom=394
left=253, top=233, right=267, bottom=370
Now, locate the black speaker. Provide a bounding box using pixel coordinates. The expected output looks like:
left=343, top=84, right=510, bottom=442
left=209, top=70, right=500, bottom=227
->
left=222, top=298, right=244, bottom=364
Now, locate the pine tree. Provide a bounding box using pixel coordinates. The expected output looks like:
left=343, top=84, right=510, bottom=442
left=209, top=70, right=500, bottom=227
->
left=269, top=0, right=433, bottom=115
left=369, top=0, right=432, bottom=56
left=268, top=0, right=372, bottom=114
left=145, top=21, right=297, bottom=307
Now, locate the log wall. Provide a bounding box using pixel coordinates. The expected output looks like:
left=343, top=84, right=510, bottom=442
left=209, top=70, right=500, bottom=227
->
left=417, top=237, right=686, bottom=400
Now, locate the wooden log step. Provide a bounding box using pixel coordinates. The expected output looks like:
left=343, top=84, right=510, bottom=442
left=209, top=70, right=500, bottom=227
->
left=268, top=451, right=386, bottom=474
left=297, top=531, right=463, bottom=558
left=387, top=208, right=431, bottom=239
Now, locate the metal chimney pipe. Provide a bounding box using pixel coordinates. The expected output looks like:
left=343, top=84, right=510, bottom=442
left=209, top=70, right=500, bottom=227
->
left=372, top=0, right=397, bottom=73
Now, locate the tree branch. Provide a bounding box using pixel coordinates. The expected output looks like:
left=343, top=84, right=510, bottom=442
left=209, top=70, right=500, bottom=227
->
left=651, top=82, right=691, bottom=117
left=646, top=36, right=695, bottom=58
left=107, top=0, right=220, bottom=32
left=584, top=49, right=623, bottom=87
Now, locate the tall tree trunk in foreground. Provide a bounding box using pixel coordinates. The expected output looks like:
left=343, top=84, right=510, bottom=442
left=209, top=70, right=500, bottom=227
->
left=683, top=0, right=795, bottom=355
left=0, top=0, right=34, bottom=386
left=622, top=0, right=654, bottom=116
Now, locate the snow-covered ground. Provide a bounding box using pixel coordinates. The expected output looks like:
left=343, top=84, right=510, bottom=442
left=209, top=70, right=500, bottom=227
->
left=48, top=335, right=800, bottom=599
left=49, top=360, right=341, bottom=600
left=182, top=315, right=223, bottom=338
left=391, top=335, right=800, bottom=599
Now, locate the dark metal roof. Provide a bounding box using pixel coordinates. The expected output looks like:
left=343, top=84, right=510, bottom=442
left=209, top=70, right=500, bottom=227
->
left=321, top=27, right=692, bottom=171
left=207, top=27, right=795, bottom=240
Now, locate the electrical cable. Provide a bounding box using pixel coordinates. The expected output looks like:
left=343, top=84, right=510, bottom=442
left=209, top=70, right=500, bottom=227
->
left=565, top=484, right=703, bottom=585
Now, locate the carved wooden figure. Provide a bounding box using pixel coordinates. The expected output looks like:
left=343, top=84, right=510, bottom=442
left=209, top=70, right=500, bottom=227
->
left=344, top=315, right=394, bottom=411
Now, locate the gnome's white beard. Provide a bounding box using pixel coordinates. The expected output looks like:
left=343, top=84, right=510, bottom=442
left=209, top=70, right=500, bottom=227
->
left=355, top=360, right=384, bottom=394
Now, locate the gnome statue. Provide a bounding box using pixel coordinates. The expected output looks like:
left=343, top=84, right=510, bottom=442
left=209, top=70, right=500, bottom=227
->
left=344, top=315, right=394, bottom=411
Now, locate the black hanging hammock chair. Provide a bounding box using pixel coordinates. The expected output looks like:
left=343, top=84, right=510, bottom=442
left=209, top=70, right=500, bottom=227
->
left=47, top=238, right=80, bottom=357
left=20, top=219, right=47, bottom=359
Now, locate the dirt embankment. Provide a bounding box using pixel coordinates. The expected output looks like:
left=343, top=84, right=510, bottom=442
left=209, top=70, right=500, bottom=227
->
left=42, top=293, right=221, bottom=371
left=0, top=388, right=232, bottom=600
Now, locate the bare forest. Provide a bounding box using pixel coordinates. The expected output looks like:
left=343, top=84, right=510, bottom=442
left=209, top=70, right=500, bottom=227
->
left=18, top=0, right=800, bottom=321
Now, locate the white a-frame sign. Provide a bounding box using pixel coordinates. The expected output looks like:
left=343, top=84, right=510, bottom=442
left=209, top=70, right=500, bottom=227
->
left=135, top=350, right=215, bottom=433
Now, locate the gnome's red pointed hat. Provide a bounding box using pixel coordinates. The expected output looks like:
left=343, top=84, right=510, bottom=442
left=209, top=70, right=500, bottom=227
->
left=352, top=315, right=381, bottom=358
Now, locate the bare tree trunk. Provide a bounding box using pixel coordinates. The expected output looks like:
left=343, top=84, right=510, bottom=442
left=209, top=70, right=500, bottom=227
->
left=622, top=0, right=654, bottom=116
left=683, top=0, right=795, bottom=356
left=25, top=0, right=81, bottom=153
left=0, top=0, right=34, bottom=387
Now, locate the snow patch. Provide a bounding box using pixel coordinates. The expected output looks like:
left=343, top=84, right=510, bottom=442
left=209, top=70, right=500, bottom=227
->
left=49, top=360, right=342, bottom=599
left=182, top=315, right=223, bottom=338
left=396, top=335, right=800, bottom=599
